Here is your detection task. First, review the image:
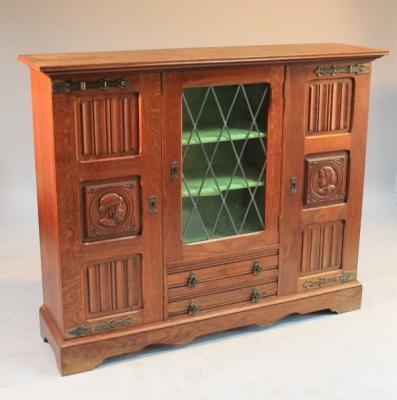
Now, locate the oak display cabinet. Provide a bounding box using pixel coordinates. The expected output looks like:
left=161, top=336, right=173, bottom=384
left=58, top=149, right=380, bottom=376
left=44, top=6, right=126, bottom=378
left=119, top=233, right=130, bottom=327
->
left=18, top=43, right=387, bottom=375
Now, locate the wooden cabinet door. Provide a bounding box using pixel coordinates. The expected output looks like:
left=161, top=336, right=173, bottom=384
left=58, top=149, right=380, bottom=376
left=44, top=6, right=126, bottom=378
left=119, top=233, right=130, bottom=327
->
left=49, top=72, right=163, bottom=338
left=162, top=66, right=284, bottom=282
left=279, top=61, right=372, bottom=295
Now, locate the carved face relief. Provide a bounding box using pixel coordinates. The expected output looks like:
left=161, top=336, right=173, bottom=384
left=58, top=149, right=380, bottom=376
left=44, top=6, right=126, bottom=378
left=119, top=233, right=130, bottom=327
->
left=98, top=193, right=127, bottom=227
left=82, top=179, right=141, bottom=241
left=304, top=152, right=348, bottom=207
left=316, top=166, right=337, bottom=196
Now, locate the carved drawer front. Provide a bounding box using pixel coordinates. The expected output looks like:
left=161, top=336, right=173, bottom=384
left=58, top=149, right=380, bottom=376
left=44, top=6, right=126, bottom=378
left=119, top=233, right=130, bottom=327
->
left=82, top=178, right=141, bottom=241
left=75, top=93, right=139, bottom=160
left=168, top=282, right=278, bottom=319
left=304, top=151, right=348, bottom=207
left=168, top=255, right=278, bottom=301
left=307, top=78, right=353, bottom=134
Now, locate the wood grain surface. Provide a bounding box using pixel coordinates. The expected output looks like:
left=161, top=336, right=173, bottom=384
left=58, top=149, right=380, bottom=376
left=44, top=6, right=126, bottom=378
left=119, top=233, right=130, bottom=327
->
left=18, top=43, right=388, bottom=73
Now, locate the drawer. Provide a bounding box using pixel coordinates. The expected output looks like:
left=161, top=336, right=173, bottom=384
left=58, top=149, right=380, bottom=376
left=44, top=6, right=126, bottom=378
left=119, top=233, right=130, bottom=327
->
left=168, top=281, right=278, bottom=318
left=168, top=255, right=278, bottom=293
left=168, top=265, right=278, bottom=301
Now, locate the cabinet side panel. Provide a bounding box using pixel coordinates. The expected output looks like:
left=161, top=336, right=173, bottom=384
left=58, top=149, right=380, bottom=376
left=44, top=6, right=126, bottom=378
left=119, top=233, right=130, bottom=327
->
left=30, top=69, right=63, bottom=330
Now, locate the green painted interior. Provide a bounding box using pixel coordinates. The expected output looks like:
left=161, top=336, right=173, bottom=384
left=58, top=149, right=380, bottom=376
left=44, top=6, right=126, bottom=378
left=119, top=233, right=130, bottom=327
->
left=182, top=83, right=269, bottom=243
left=182, top=127, right=265, bottom=145
left=182, top=166, right=264, bottom=197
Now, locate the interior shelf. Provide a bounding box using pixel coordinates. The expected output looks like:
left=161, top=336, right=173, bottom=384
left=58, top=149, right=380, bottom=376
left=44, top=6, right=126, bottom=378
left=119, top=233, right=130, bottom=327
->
left=182, top=127, right=265, bottom=146
left=182, top=220, right=262, bottom=244
left=182, top=166, right=263, bottom=198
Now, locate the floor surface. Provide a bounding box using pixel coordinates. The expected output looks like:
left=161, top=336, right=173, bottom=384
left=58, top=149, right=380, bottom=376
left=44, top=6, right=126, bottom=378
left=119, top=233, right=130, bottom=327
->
left=0, top=192, right=396, bottom=400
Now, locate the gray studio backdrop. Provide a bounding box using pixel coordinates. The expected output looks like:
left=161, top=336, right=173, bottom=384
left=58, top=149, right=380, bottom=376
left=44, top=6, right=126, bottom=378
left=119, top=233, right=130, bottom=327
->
left=1, top=0, right=397, bottom=395
left=1, top=0, right=396, bottom=236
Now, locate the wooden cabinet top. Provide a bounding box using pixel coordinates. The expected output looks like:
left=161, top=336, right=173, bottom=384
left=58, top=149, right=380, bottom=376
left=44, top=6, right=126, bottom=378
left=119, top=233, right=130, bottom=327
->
left=18, top=43, right=388, bottom=74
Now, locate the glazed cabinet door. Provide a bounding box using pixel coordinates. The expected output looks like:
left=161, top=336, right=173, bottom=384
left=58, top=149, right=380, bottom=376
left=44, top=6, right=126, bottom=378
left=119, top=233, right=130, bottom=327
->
left=49, top=72, right=163, bottom=338
left=163, top=66, right=284, bottom=318
left=280, top=61, right=372, bottom=295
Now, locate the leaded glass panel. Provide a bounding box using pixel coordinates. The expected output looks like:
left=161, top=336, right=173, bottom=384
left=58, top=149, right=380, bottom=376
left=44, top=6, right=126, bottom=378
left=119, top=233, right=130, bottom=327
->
left=182, top=83, right=269, bottom=243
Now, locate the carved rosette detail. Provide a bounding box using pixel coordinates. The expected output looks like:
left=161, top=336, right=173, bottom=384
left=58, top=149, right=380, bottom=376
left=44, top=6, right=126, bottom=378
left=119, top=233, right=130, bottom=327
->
left=83, top=179, right=141, bottom=241
left=304, top=152, right=348, bottom=207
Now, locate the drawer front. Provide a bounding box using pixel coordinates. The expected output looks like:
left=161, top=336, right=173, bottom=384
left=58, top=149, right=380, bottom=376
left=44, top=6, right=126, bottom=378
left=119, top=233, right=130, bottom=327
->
left=168, top=281, right=278, bottom=318
left=168, top=264, right=278, bottom=301
left=168, top=255, right=278, bottom=288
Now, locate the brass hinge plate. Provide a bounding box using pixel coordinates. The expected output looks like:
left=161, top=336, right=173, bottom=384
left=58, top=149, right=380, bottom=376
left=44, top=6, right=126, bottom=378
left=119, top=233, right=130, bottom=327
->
left=302, top=271, right=355, bottom=290
left=64, top=316, right=133, bottom=338
left=314, top=63, right=371, bottom=77
left=53, top=78, right=129, bottom=93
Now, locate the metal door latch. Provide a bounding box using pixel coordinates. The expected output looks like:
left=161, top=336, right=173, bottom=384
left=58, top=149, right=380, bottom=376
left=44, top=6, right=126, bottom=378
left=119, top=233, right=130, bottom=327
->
left=148, top=195, right=157, bottom=215
left=170, top=161, right=178, bottom=181
left=290, top=176, right=297, bottom=194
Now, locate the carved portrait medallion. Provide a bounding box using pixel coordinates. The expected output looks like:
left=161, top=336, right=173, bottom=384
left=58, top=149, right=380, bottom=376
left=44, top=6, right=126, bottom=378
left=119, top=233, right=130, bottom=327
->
left=304, top=152, right=348, bottom=207
left=82, top=178, right=141, bottom=241
left=98, top=193, right=127, bottom=227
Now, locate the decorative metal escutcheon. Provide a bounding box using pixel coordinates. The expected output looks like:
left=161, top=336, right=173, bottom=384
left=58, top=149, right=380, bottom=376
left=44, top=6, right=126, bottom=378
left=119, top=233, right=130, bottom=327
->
left=251, top=288, right=261, bottom=304
left=148, top=195, right=157, bottom=215
left=252, top=261, right=263, bottom=275
left=170, top=161, right=178, bottom=181
left=187, top=272, right=199, bottom=288
left=187, top=300, right=198, bottom=316
left=290, top=176, right=297, bottom=194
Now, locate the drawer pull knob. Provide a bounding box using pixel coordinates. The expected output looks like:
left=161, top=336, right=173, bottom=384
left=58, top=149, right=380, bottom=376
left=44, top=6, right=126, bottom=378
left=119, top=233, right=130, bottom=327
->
left=252, top=261, right=263, bottom=275
left=251, top=288, right=261, bottom=304
left=187, top=300, right=198, bottom=316
left=187, top=272, right=199, bottom=288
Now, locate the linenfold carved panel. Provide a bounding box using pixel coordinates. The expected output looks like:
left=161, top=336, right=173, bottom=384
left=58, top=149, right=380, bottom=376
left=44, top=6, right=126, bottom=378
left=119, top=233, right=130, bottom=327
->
left=76, top=94, right=139, bottom=160
left=301, top=221, right=344, bottom=274
left=82, top=178, right=141, bottom=241
left=85, top=255, right=142, bottom=316
left=307, top=78, right=353, bottom=134
left=304, top=151, right=348, bottom=207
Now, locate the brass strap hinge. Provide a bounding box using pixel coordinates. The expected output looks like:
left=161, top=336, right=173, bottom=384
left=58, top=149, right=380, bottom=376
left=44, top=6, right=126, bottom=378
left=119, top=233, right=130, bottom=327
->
left=314, top=64, right=371, bottom=77
left=53, top=78, right=128, bottom=93
left=64, top=316, right=133, bottom=338
left=303, top=272, right=355, bottom=290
